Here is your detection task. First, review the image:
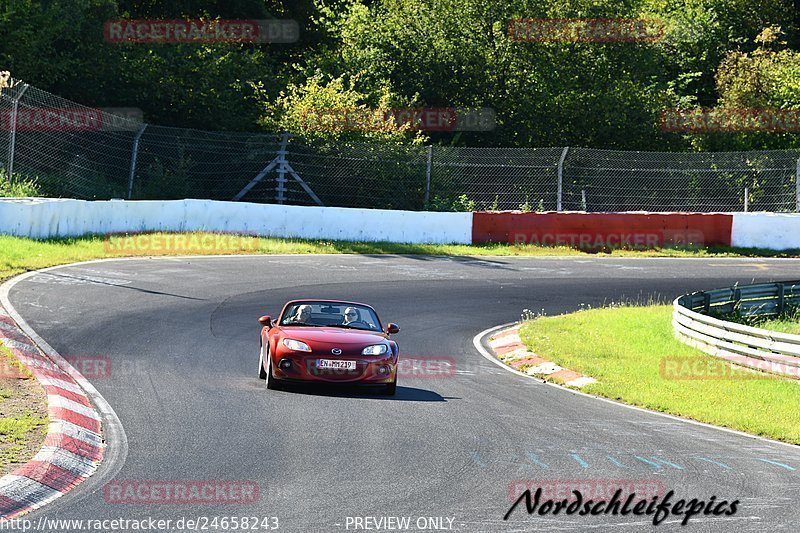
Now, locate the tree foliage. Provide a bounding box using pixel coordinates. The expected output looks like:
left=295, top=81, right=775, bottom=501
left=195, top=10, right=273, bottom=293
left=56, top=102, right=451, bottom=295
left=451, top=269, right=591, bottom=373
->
left=0, top=0, right=797, bottom=149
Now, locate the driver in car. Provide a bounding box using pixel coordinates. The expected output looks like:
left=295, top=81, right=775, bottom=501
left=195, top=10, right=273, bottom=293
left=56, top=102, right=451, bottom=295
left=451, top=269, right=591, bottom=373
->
left=342, top=307, right=370, bottom=328
left=287, top=304, right=312, bottom=325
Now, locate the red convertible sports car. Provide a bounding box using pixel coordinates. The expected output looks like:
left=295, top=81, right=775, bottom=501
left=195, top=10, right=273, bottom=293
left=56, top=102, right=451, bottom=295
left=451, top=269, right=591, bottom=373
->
left=258, top=300, right=400, bottom=395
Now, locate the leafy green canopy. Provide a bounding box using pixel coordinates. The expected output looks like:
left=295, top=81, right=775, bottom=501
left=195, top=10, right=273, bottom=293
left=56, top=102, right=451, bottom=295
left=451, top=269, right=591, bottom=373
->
left=0, top=0, right=796, bottom=149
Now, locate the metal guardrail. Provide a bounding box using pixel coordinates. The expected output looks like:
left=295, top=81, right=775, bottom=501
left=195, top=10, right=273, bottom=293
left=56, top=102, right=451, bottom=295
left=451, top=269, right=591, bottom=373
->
left=673, top=281, right=800, bottom=378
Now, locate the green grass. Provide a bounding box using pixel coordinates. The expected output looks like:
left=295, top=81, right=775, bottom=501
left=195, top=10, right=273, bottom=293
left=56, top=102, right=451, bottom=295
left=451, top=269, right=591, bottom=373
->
left=759, top=318, right=800, bottom=334
left=519, top=305, right=800, bottom=444
left=0, top=413, right=48, bottom=468
left=2, top=233, right=800, bottom=284
left=0, top=344, right=46, bottom=470
left=0, top=171, right=41, bottom=197
left=713, top=306, right=800, bottom=335
left=0, top=343, right=31, bottom=379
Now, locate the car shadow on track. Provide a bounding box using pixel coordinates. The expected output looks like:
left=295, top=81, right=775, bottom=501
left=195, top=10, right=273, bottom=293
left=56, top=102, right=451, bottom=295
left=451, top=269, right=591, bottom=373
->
left=275, top=383, right=452, bottom=402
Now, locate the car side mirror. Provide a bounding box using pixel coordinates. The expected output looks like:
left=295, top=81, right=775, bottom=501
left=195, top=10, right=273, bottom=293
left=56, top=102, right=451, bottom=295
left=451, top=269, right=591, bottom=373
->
left=259, top=315, right=272, bottom=328
left=386, top=323, right=400, bottom=334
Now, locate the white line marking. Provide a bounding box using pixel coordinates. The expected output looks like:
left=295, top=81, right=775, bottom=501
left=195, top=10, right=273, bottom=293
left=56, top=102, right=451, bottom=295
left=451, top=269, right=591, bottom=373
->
left=13, top=353, right=60, bottom=371
left=0, top=321, right=24, bottom=335
left=1, top=269, right=129, bottom=517
left=0, top=337, right=38, bottom=353
left=564, top=376, right=598, bottom=387
left=35, top=376, right=82, bottom=395
left=47, top=421, right=103, bottom=447
left=46, top=396, right=101, bottom=420
left=32, top=447, right=97, bottom=476
left=472, top=323, right=800, bottom=450
left=0, top=476, right=63, bottom=507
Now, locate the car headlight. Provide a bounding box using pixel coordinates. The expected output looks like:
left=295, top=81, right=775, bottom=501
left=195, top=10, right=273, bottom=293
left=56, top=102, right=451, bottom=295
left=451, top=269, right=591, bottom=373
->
left=283, top=338, right=311, bottom=352
left=362, top=344, right=389, bottom=355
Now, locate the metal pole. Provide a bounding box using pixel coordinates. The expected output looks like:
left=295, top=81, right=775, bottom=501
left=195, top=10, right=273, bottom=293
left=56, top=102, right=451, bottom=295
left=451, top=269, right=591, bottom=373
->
left=796, top=157, right=800, bottom=212
left=424, top=145, right=432, bottom=210
left=127, top=124, right=147, bottom=199
left=581, top=189, right=587, bottom=211
left=275, top=132, right=290, bottom=204
left=744, top=187, right=749, bottom=212
left=557, top=146, right=569, bottom=211
left=6, top=83, right=29, bottom=181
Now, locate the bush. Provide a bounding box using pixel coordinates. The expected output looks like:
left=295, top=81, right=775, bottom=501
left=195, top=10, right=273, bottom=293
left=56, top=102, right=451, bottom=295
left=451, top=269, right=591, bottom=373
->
left=429, top=193, right=475, bottom=212
left=0, top=169, right=41, bottom=197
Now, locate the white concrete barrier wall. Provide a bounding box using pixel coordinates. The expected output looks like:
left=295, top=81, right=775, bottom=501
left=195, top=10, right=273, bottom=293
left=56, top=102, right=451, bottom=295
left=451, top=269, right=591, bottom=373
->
left=731, top=213, right=800, bottom=250
left=0, top=198, right=473, bottom=244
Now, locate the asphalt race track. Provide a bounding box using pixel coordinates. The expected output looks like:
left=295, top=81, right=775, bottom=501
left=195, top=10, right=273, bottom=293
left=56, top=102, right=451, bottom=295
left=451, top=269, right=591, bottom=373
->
left=7, top=255, right=800, bottom=532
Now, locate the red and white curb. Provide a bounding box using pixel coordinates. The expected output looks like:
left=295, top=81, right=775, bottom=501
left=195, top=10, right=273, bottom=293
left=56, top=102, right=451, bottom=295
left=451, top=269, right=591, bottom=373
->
left=487, top=327, right=597, bottom=388
left=0, top=307, right=104, bottom=519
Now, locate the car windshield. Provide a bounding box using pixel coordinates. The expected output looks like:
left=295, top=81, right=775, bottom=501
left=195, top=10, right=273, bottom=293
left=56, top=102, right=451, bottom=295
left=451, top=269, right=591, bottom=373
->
left=279, top=302, right=382, bottom=332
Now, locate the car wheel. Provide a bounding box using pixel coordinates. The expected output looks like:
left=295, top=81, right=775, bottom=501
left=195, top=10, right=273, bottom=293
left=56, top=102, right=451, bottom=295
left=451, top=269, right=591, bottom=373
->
left=381, top=377, right=397, bottom=396
left=266, top=351, right=283, bottom=391
left=258, top=343, right=267, bottom=379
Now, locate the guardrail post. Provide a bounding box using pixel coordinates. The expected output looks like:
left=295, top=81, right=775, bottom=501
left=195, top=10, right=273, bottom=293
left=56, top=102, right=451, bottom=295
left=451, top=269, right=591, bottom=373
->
left=6, top=82, right=29, bottom=181
left=796, top=157, right=800, bottom=212
left=424, top=145, right=432, bottom=210
left=557, top=146, right=569, bottom=212
left=703, top=293, right=711, bottom=314
left=275, top=132, right=289, bottom=204
left=778, top=283, right=786, bottom=315
left=127, top=123, right=147, bottom=199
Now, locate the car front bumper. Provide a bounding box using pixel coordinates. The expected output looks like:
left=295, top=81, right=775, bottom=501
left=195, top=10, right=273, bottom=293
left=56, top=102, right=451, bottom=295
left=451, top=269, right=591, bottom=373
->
left=272, top=352, right=397, bottom=383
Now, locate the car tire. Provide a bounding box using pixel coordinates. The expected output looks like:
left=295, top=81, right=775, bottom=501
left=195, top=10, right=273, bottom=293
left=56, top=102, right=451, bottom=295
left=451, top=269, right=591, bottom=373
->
left=258, top=343, right=267, bottom=380
left=381, top=377, right=397, bottom=396
left=266, top=351, right=283, bottom=391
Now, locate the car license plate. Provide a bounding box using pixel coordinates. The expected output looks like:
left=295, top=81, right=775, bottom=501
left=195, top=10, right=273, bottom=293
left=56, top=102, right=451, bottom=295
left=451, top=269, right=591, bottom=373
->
left=318, top=359, right=356, bottom=370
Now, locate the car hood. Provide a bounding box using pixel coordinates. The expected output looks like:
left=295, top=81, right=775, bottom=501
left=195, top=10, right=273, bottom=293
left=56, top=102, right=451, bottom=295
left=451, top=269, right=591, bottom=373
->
left=278, top=326, right=386, bottom=345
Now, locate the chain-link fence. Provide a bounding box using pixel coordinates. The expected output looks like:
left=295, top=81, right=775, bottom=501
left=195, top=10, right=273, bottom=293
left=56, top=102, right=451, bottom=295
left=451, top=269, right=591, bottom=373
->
left=1, top=77, right=799, bottom=212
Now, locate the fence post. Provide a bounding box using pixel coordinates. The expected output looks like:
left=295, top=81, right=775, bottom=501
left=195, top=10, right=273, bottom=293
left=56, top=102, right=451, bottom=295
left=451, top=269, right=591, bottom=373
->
left=275, top=132, right=290, bottom=204
left=6, top=83, right=29, bottom=181
left=581, top=189, right=587, bottom=211
left=796, top=157, right=800, bottom=212
left=424, top=145, right=432, bottom=210
left=127, top=124, right=147, bottom=199
left=744, top=187, right=749, bottom=212
left=557, top=146, right=569, bottom=212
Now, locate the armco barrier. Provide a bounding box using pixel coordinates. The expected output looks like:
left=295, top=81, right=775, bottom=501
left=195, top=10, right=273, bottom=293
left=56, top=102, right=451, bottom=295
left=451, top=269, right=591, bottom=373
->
left=472, top=212, right=733, bottom=247
left=673, top=281, right=800, bottom=379
left=0, top=198, right=472, bottom=244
